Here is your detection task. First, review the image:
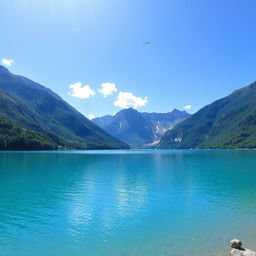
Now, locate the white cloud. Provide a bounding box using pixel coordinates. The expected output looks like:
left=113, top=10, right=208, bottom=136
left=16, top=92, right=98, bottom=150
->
left=1, top=58, right=14, bottom=66
left=98, top=82, right=117, bottom=97
left=88, top=114, right=96, bottom=120
left=114, top=92, right=148, bottom=109
left=184, top=105, right=192, bottom=110
left=69, top=82, right=95, bottom=99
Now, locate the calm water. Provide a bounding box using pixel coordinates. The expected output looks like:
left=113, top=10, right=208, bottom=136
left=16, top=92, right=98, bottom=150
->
left=0, top=150, right=256, bottom=256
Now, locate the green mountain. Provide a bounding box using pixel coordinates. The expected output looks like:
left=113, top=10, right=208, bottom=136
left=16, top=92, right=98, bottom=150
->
left=159, top=82, right=256, bottom=149
left=0, top=65, right=128, bottom=150
left=93, top=108, right=190, bottom=148
left=0, top=117, right=57, bottom=150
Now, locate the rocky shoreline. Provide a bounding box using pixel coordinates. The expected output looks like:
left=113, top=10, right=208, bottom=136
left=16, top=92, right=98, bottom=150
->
left=230, top=239, right=256, bottom=256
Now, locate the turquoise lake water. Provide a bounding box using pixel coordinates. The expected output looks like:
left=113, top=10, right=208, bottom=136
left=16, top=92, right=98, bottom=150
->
left=0, top=150, right=256, bottom=256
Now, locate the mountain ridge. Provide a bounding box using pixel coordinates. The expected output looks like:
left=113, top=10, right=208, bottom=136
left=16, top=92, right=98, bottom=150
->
left=93, top=108, right=190, bottom=148
left=158, top=81, right=256, bottom=149
left=0, top=65, right=129, bottom=150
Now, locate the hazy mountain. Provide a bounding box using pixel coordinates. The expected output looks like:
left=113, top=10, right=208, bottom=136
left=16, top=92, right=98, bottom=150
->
left=159, top=81, right=256, bottom=149
left=0, top=65, right=128, bottom=150
left=93, top=108, right=190, bottom=148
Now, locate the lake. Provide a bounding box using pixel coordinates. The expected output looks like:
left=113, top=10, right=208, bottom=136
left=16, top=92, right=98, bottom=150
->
left=0, top=150, right=256, bottom=256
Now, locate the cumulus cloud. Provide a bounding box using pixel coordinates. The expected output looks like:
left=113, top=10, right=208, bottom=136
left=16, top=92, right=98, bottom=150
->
left=88, top=114, right=96, bottom=120
left=98, top=82, right=118, bottom=97
left=184, top=105, right=192, bottom=110
left=114, top=92, right=148, bottom=109
left=1, top=58, right=14, bottom=66
left=69, top=82, right=95, bottom=99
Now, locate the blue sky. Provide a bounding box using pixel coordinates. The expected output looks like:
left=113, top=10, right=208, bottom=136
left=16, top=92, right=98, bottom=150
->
left=1, top=0, right=256, bottom=118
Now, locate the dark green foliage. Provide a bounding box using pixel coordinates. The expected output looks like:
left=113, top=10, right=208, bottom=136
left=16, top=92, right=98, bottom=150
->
left=0, top=117, right=57, bottom=150
left=159, top=82, right=256, bottom=149
left=0, top=65, right=128, bottom=150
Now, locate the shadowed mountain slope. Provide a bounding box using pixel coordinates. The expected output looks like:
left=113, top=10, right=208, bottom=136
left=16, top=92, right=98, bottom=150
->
left=159, top=82, right=256, bottom=149
left=0, top=65, right=128, bottom=150
left=93, top=108, right=190, bottom=148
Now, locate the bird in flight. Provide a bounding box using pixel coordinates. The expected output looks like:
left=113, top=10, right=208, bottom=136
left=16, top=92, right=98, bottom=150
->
left=144, top=41, right=152, bottom=45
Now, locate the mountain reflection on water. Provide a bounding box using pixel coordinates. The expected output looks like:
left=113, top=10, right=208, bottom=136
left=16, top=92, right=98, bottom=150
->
left=0, top=150, right=256, bottom=256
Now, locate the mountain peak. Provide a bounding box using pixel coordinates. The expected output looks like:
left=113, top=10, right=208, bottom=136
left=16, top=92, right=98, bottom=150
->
left=122, top=107, right=138, bottom=112
left=169, top=108, right=190, bottom=118
left=171, top=108, right=181, bottom=114
left=117, top=108, right=140, bottom=116
left=93, top=108, right=190, bottom=148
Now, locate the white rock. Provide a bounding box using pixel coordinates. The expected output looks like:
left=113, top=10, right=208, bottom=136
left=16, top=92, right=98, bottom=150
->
left=230, top=248, right=256, bottom=256
left=230, top=239, right=256, bottom=256
left=230, top=239, right=243, bottom=249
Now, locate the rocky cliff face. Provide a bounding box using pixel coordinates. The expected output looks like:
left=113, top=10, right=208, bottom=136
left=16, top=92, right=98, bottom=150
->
left=230, top=239, right=256, bottom=256
left=93, top=108, right=190, bottom=148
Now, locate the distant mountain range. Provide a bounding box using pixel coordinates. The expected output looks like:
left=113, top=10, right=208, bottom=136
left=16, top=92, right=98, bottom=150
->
left=92, top=108, right=190, bottom=148
left=159, top=81, right=256, bottom=149
left=2, top=65, right=256, bottom=150
left=0, top=65, right=128, bottom=150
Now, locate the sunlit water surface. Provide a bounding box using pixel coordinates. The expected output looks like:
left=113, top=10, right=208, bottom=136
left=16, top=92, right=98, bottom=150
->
left=1, top=150, right=256, bottom=256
